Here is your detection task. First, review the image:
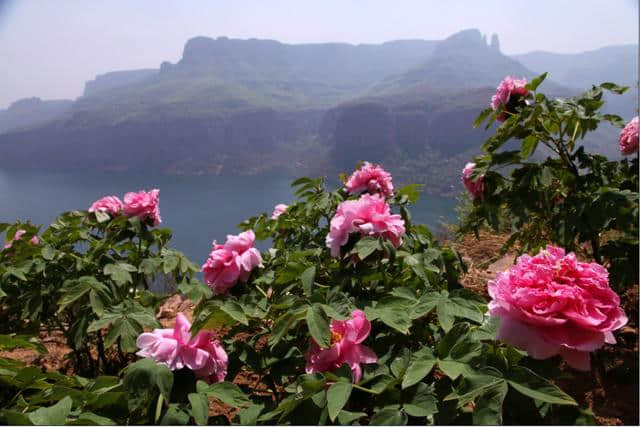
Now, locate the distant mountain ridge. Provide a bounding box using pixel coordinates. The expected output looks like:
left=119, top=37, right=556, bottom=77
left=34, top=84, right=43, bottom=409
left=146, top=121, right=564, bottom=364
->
left=0, top=97, right=72, bottom=134
left=0, top=30, right=635, bottom=195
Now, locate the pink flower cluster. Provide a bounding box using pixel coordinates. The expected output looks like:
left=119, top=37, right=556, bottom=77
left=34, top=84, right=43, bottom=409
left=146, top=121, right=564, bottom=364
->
left=461, top=163, right=484, bottom=200
left=89, top=196, right=124, bottom=216
left=491, top=76, right=529, bottom=121
left=271, top=204, right=288, bottom=220
left=136, top=314, right=227, bottom=383
left=344, top=162, right=394, bottom=198
left=89, top=189, right=161, bottom=226
left=326, top=194, right=405, bottom=257
left=488, top=245, right=628, bottom=370
left=305, top=310, right=377, bottom=383
left=202, top=230, right=263, bottom=295
left=3, top=229, right=39, bottom=250
left=619, top=116, right=639, bottom=156
left=123, top=189, right=162, bottom=226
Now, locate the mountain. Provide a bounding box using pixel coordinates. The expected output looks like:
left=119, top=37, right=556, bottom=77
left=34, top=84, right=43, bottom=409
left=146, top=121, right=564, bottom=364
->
left=83, top=69, right=158, bottom=97
left=374, top=29, right=536, bottom=96
left=513, top=45, right=637, bottom=89
left=0, top=97, right=73, bottom=134
left=514, top=45, right=638, bottom=118
left=0, top=30, right=632, bottom=196
left=320, top=30, right=550, bottom=193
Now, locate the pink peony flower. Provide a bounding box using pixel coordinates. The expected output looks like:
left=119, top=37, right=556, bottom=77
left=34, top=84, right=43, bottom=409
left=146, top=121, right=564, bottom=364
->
left=202, top=230, right=263, bottom=295
left=488, top=245, right=628, bottom=371
left=491, top=76, right=529, bottom=121
left=461, top=162, right=484, bottom=200
left=88, top=195, right=124, bottom=217
left=305, top=309, right=377, bottom=383
left=136, top=313, right=227, bottom=383
left=123, top=189, right=162, bottom=226
left=271, top=204, right=288, bottom=220
left=344, top=162, right=394, bottom=198
left=3, top=229, right=39, bottom=250
left=619, top=116, right=639, bottom=155
left=326, top=194, right=405, bottom=258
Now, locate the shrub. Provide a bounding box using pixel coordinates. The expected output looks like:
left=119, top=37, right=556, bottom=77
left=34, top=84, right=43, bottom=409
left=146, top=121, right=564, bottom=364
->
left=0, top=192, right=199, bottom=375
left=460, top=74, right=639, bottom=291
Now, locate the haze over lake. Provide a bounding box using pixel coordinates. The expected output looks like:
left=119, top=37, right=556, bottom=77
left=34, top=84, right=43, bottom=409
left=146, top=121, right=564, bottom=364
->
left=0, top=169, right=457, bottom=264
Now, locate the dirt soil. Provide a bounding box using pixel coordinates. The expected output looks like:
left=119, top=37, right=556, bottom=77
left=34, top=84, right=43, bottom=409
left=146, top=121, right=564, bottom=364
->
left=2, top=230, right=638, bottom=425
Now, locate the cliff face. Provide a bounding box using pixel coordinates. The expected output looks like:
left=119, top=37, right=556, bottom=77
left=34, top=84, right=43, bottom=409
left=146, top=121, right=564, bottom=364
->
left=83, top=69, right=158, bottom=97
left=0, top=97, right=73, bottom=134
left=0, top=109, right=326, bottom=176
left=319, top=30, right=535, bottom=190
left=0, top=30, right=628, bottom=195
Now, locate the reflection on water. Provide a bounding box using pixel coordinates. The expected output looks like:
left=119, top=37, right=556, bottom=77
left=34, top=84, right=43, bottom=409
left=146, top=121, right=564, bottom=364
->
left=0, top=169, right=458, bottom=265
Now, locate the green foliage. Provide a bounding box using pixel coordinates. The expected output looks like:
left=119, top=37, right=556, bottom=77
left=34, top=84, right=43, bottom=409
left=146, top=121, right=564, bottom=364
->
left=0, top=160, right=595, bottom=423
left=463, top=76, right=639, bottom=290
left=0, top=210, right=200, bottom=374
left=187, top=170, right=582, bottom=425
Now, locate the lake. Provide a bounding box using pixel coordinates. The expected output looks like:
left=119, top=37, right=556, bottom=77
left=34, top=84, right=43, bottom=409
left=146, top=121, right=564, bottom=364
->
left=0, top=169, right=458, bottom=265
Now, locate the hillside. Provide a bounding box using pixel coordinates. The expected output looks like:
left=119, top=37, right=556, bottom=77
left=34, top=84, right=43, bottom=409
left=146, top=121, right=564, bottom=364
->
left=0, top=97, right=72, bottom=134
left=0, top=30, right=632, bottom=195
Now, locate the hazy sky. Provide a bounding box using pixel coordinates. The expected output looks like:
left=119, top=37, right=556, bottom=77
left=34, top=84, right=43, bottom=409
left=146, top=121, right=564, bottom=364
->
left=0, top=0, right=637, bottom=108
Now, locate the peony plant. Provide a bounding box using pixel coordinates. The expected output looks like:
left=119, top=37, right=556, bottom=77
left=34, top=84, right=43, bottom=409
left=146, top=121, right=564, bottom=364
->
left=0, top=189, right=200, bottom=375
left=183, top=164, right=593, bottom=425
left=462, top=74, right=639, bottom=290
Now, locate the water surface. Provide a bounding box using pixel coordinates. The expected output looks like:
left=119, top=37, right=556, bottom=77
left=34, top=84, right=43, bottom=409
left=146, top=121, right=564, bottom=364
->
left=0, top=170, right=457, bottom=264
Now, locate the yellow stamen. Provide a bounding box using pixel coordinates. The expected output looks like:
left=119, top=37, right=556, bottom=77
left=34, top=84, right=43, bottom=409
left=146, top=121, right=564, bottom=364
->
left=330, top=330, right=343, bottom=345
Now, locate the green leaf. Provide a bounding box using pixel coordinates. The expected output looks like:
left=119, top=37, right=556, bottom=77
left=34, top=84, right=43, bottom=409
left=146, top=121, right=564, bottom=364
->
left=236, top=404, right=265, bottom=425
left=198, top=381, right=250, bottom=408
left=506, top=366, right=577, bottom=405
left=103, top=263, right=133, bottom=286
left=402, top=346, right=436, bottom=389
left=403, top=383, right=438, bottom=417
left=160, top=404, right=190, bottom=425
left=306, top=304, right=331, bottom=348
left=396, top=184, right=424, bottom=203
left=350, top=237, right=381, bottom=260
left=28, top=396, right=72, bottom=425
left=337, top=410, right=366, bottom=425
left=525, top=72, right=547, bottom=91
left=0, top=334, right=48, bottom=354
left=371, top=297, right=413, bottom=334
left=327, top=381, right=352, bottom=422
left=300, top=266, right=316, bottom=297
left=390, top=349, right=411, bottom=379
left=104, top=318, right=141, bottom=352
left=72, top=412, right=117, bottom=425
left=445, top=374, right=504, bottom=403
left=474, top=108, right=493, bottom=128
left=0, top=410, right=31, bottom=425
left=520, top=135, right=538, bottom=159
left=188, top=393, right=210, bottom=425
left=163, top=254, right=180, bottom=274
left=139, top=258, right=162, bottom=276
left=473, top=381, right=508, bottom=425
left=268, top=311, right=296, bottom=348
left=369, top=408, right=407, bottom=425
left=41, top=245, right=56, bottom=260
left=57, top=279, right=92, bottom=313
left=600, top=82, right=628, bottom=94
left=123, top=358, right=173, bottom=416
left=89, top=290, right=105, bottom=317
left=220, top=300, right=248, bottom=325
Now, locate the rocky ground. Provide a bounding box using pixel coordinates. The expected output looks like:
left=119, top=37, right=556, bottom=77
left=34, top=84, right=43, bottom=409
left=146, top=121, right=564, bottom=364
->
left=1, top=230, right=638, bottom=425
